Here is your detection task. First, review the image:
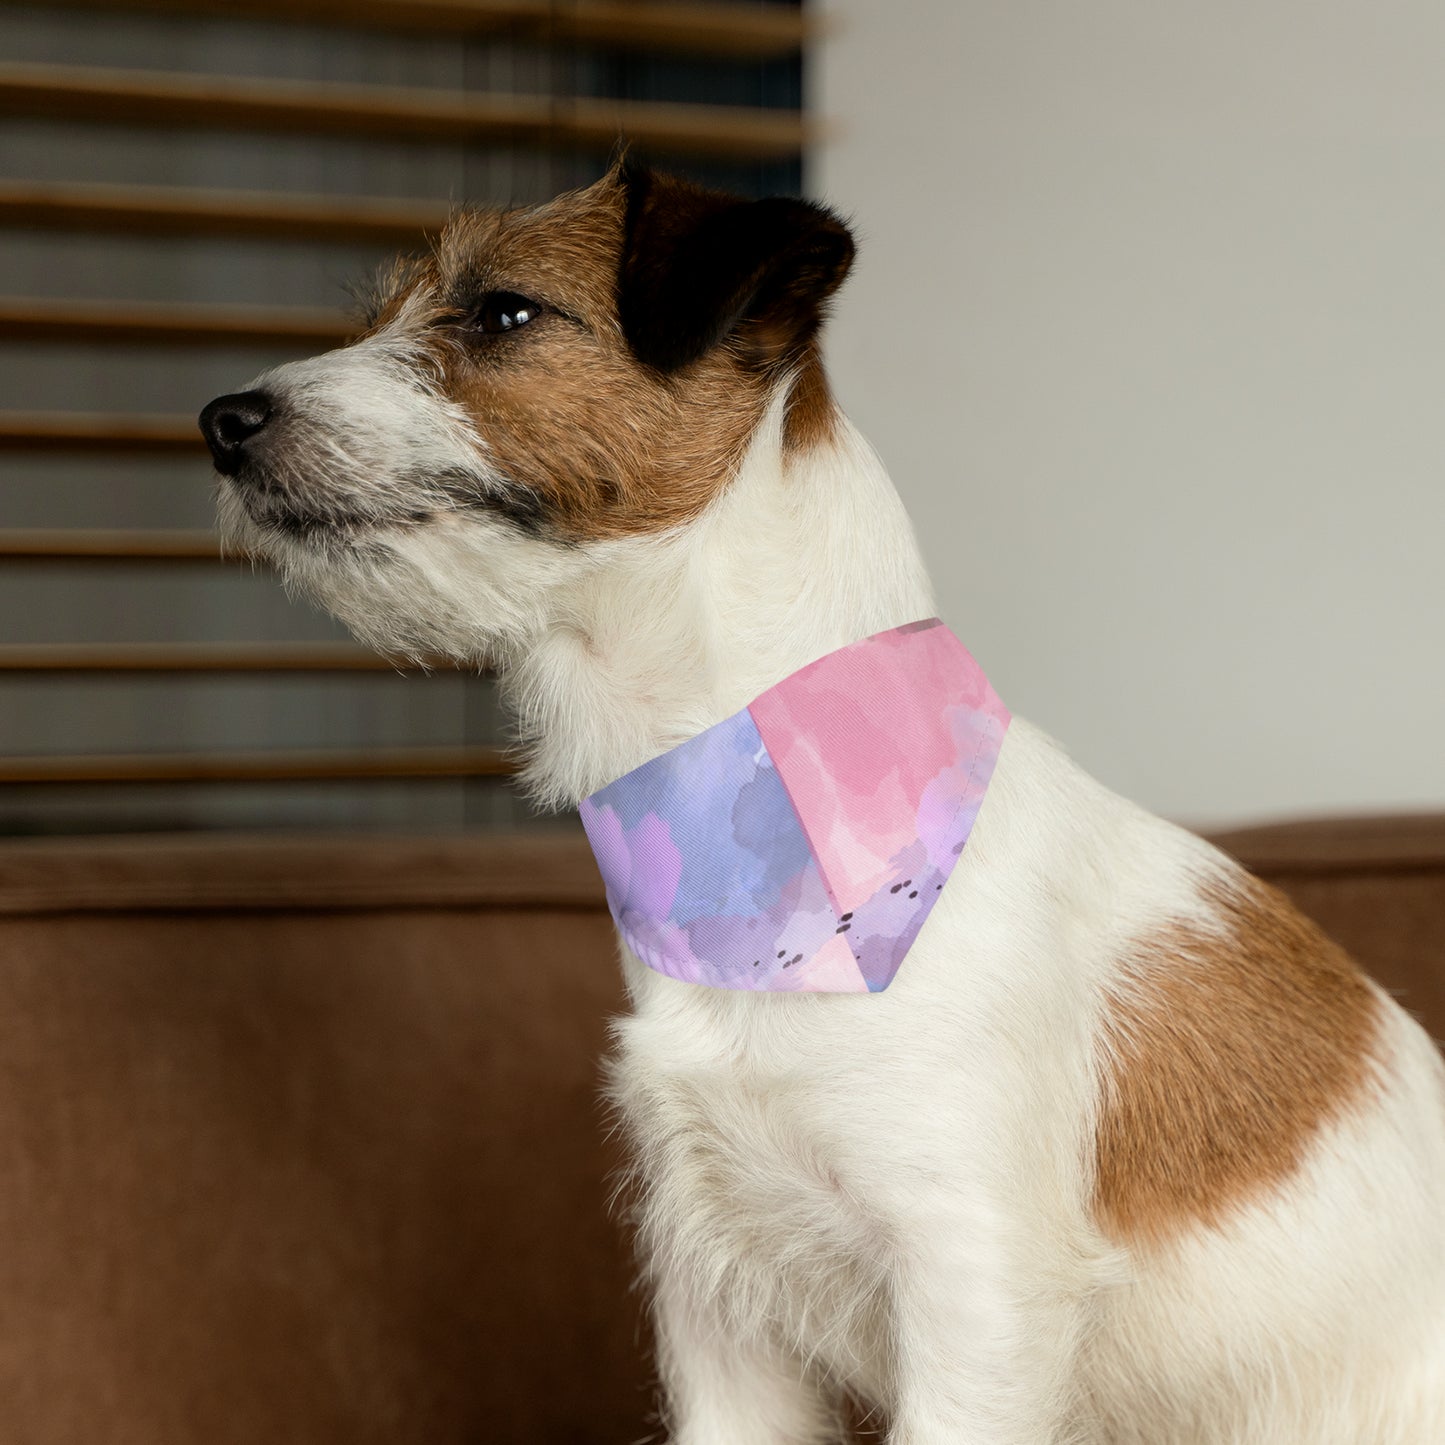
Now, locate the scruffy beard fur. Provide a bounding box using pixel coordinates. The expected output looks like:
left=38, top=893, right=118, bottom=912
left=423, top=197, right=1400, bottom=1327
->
left=205, top=165, right=1445, bottom=1444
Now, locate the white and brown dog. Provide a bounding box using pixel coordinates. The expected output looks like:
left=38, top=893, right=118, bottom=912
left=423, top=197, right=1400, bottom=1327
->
left=201, top=164, right=1445, bottom=1444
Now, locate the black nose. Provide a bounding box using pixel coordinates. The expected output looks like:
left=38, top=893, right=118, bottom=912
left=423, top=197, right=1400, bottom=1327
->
left=199, top=390, right=272, bottom=475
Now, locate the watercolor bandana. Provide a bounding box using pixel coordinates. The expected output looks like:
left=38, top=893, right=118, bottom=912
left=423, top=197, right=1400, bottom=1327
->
left=578, top=619, right=1009, bottom=993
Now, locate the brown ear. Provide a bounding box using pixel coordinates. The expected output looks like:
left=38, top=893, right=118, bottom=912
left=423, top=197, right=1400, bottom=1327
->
left=616, top=162, right=855, bottom=374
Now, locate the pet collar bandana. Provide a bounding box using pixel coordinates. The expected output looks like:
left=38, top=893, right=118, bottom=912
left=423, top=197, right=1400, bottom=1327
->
left=578, top=619, right=1009, bottom=994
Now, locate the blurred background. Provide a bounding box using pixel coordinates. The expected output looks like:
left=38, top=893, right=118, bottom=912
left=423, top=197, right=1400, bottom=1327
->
left=820, top=1, right=1445, bottom=827
left=0, top=0, right=803, bottom=837
left=2, top=0, right=1442, bottom=838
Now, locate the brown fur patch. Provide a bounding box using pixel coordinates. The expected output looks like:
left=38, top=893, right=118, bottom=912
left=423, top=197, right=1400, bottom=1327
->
left=436, top=184, right=769, bottom=540
left=782, top=343, right=840, bottom=454
left=365, top=171, right=842, bottom=542
left=1093, top=872, right=1382, bottom=1247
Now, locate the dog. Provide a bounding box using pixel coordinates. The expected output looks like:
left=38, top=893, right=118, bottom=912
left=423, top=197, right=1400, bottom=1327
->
left=200, top=162, right=1445, bottom=1444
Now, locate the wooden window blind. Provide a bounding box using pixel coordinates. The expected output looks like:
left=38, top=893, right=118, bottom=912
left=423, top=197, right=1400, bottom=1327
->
left=0, top=0, right=809, bottom=835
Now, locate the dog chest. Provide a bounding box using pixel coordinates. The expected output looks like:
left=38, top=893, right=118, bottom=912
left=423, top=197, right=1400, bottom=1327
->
left=610, top=1009, right=891, bottom=1388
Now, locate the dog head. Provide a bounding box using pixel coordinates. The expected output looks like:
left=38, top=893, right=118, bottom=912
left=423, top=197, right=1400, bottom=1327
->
left=199, top=163, right=855, bottom=663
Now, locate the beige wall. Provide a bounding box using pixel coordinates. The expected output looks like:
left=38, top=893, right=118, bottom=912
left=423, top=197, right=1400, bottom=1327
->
left=814, top=2, right=1445, bottom=826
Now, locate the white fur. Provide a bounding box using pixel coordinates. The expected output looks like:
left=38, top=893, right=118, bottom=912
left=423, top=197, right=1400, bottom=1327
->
left=221, top=348, right=1445, bottom=1444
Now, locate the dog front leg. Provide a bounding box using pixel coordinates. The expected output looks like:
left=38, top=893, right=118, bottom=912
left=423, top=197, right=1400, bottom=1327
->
left=883, top=1232, right=1092, bottom=1445
left=653, top=1275, right=844, bottom=1445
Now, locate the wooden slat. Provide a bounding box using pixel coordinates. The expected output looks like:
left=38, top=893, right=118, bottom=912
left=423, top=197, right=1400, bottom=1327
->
left=0, top=412, right=202, bottom=452
left=0, top=529, right=227, bottom=561
left=0, top=296, right=353, bottom=348
left=0, top=745, right=513, bottom=783
left=0, top=643, right=423, bottom=672
left=0, top=0, right=810, bottom=58
left=543, top=0, right=810, bottom=58
left=0, top=62, right=811, bottom=162
left=0, top=180, right=449, bottom=245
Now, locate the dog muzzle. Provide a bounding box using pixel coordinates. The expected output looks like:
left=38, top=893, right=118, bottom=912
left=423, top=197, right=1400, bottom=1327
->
left=579, top=619, right=1009, bottom=993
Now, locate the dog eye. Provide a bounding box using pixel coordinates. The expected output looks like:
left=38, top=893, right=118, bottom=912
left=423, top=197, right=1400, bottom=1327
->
left=472, top=291, right=543, bottom=334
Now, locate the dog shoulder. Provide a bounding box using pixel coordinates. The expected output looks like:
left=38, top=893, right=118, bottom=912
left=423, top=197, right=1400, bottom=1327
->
left=1093, top=857, right=1384, bottom=1248
left=975, top=719, right=1388, bottom=1250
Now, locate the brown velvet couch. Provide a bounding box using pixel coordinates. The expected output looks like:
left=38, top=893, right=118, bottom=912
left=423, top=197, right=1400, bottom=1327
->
left=0, top=817, right=1441, bottom=1443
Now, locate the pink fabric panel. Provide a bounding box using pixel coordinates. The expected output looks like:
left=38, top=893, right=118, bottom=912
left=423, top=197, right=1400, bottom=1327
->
left=749, top=620, right=1008, bottom=916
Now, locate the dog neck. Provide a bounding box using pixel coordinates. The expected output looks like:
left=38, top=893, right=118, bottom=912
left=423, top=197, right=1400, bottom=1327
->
left=502, top=389, right=938, bottom=809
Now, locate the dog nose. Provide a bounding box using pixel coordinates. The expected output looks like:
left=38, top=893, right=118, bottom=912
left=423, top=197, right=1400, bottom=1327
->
left=199, top=390, right=273, bottom=475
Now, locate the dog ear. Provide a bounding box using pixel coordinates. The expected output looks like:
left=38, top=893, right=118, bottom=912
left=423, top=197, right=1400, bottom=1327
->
left=617, top=162, right=855, bottom=374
